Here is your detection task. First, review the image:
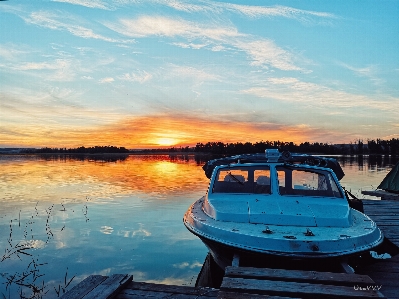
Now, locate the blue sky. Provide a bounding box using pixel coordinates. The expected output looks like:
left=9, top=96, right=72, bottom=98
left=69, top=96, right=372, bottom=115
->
left=1, top=0, right=398, bottom=148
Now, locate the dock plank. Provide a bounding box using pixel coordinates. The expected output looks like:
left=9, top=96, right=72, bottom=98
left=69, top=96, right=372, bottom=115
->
left=362, top=191, right=399, bottom=200
left=60, top=275, right=107, bottom=299
left=221, top=277, right=385, bottom=298
left=362, top=200, right=399, bottom=247
left=82, top=274, right=132, bottom=299
left=217, top=291, right=297, bottom=299
left=119, top=281, right=219, bottom=298
left=224, top=266, right=375, bottom=287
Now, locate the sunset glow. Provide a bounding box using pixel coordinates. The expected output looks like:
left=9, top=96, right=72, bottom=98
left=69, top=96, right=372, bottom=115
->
left=1, top=1, right=398, bottom=148
left=156, top=138, right=179, bottom=147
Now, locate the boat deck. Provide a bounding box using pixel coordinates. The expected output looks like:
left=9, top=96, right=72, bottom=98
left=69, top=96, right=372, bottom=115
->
left=61, top=200, right=399, bottom=299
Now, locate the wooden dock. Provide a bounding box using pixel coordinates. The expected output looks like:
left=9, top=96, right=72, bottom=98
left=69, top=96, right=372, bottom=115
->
left=60, top=266, right=386, bottom=299
left=363, top=200, right=399, bottom=247
left=61, top=199, right=399, bottom=299
left=362, top=190, right=399, bottom=201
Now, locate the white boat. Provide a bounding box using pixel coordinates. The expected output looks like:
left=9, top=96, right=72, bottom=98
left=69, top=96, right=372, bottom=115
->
left=183, top=150, right=383, bottom=269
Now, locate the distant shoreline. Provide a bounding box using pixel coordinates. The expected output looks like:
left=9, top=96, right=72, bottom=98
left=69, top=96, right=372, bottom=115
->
left=0, top=152, right=211, bottom=156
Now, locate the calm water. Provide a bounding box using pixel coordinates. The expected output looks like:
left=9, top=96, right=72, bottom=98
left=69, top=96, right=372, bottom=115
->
left=0, top=154, right=397, bottom=298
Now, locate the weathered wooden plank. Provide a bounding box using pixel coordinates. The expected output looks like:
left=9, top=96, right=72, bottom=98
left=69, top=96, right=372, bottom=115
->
left=366, top=273, right=399, bottom=286
left=363, top=210, right=399, bottom=217
left=365, top=215, right=399, bottom=221
left=363, top=203, right=399, bottom=208
left=60, top=275, right=107, bottom=299
left=364, top=210, right=399, bottom=215
left=83, top=274, right=133, bottom=299
left=124, top=281, right=219, bottom=297
left=361, top=262, right=399, bottom=273
left=220, top=277, right=385, bottom=298
left=217, top=291, right=297, bottom=299
left=117, top=289, right=218, bottom=299
left=373, top=226, right=399, bottom=238
left=362, top=191, right=399, bottom=200
left=224, top=266, right=375, bottom=287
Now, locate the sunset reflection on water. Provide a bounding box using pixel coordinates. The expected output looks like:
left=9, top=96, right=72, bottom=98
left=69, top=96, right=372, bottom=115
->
left=0, top=155, right=209, bottom=206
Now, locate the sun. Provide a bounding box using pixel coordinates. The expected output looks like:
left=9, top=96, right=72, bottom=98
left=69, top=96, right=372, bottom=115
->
left=156, top=138, right=178, bottom=146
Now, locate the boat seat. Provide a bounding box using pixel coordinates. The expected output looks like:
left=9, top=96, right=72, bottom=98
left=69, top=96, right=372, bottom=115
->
left=279, top=187, right=334, bottom=197
left=213, top=181, right=253, bottom=193
left=224, top=174, right=245, bottom=182
left=256, top=175, right=270, bottom=185
left=254, top=175, right=271, bottom=194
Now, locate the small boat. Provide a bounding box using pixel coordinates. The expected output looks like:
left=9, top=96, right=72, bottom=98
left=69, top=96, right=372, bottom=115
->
left=183, top=150, right=383, bottom=269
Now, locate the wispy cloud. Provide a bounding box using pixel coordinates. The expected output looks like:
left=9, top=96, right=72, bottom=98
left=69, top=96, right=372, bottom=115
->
left=241, top=77, right=398, bottom=112
left=338, top=62, right=385, bottom=86
left=119, top=71, right=152, bottom=83
left=106, top=15, right=303, bottom=71
left=50, top=0, right=337, bottom=25
left=12, top=58, right=77, bottom=81
left=167, top=64, right=220, bottom=82
left=112, top=1, right=336, bottom=23
left=172, top=42, right=207, bottom=50
left=21, top=10, right=132, bottom=43
left=221, top=3, right=336, bottom=21
left=235, top=39, right=302, bottom=71
left=106, top=15, right=241, bottom=40
left=0, top=43, right=30, bottom=61
left=99, top=77, right=114, bottom=83
left=52, top=0, right=111, bottom=10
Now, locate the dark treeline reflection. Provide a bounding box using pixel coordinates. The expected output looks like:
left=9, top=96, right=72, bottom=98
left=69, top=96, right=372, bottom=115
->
left=19, top=152, right=399, bottom=169
left=337, top=155, right=398, bottom=170
left=36, top=154, right=129, bottom=163
left=33, top=153, right=212, bottom=165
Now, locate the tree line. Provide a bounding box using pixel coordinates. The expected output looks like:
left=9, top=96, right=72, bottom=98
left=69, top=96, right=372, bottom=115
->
left=193, top=139, right=399, bottom=156
left=19, top=138, right=399, bottom=156
left=24, top=146, right=130, bottom=154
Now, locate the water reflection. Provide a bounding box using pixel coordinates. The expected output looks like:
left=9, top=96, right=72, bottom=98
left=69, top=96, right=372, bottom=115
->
left=0, top=154, right=210, bottom=208
left=0, top=154, right=396, bottom=298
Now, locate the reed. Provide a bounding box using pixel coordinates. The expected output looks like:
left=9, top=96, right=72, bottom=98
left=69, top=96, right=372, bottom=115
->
left=0, top=202, right=88, bottom=298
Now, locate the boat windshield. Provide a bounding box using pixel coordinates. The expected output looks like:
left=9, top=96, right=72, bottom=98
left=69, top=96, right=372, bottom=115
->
left=276, top=166, right=343, bottom=198
left=212, top=166, right=271, bottom=194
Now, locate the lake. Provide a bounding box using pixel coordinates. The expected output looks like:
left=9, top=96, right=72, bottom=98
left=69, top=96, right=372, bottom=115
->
left=0, top=154, right=397, bottom=298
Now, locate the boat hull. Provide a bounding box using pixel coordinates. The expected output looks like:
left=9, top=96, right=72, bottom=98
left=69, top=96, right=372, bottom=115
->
left=184, top=197, right=383, bottom=270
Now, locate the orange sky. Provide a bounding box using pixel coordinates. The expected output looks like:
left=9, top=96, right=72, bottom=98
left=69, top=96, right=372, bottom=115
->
left=0, top=114, right=347, bottom=149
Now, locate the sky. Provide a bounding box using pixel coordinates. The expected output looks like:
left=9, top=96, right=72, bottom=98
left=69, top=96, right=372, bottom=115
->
left=0, top=0, right=398, bottom=148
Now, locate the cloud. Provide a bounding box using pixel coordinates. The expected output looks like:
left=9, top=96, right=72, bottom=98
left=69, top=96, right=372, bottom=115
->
left=221, top=3, right=336, bottom=21
left=0, top=108, right=333, bottom=148
left=173, top=261, right=202, bottom=269
left=99, top=77, right=114, bottom=83
left=0, top=43, right=30, bottom=61
left=235, top=39, right=302, bottom=71
left=106, top=16, right=303, bottom=71
left=11, top=58, right=77, bottom=81
left=21, top=10, right=132, bottom=43
left=49, top=0, right=337, bottom=25
left=52, top=0, right=111, bottom=10
left=167, top=64, right=221, bottom=82
left=172, top=42, right=207, bottom=50
left=338, top=62, right=385, bottom=86
left=119, top=71, right=152, bottom=83
left=168, top=1, right=336, bottom=22
left=106, top=15, right=241, bottom=40
left=241, top=77, right=398, bottom=112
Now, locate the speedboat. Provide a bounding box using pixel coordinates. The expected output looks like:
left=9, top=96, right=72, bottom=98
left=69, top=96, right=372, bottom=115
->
left=183, top=150, right=383, bottom=269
